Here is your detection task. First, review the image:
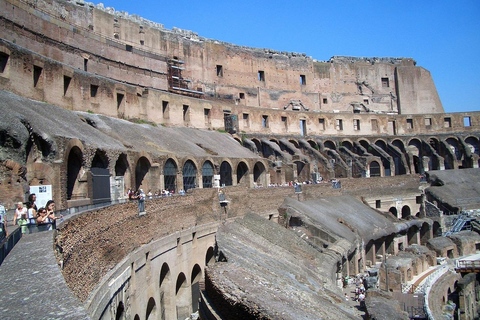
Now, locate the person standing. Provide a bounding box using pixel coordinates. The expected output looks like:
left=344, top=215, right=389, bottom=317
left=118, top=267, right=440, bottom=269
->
left=13, top=202, right=27, bottom=226
left=0, top=204, right=8, bottom=241
left=138, top=189, right=146, bottom=213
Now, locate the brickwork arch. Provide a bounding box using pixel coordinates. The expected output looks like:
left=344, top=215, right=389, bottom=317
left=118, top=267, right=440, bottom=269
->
left=236, top=160, right=250, bottom=186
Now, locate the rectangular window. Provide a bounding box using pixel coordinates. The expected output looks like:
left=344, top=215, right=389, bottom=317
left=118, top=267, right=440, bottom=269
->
left=183, top=104, right=190, bottom=121
left=243, top=113, right=249, bottom=127
left=116, top=93, right=124, bottom=110
left=353, top=119, right=361, bottom=131
left=0, top=52, right=9, bottom=73
left=140, top=40, right=144, bottom=46
left=262, top=115, right=269, bottom=128
left=323, top=98, right=328, bottom=104
left=216, top=65, right=223, bottom=77
left=126, top=44, right=133, bottom=52
left=33, top=65, right=42, bottom=88
left=239, top=92, right=245, bottom=99
left=381, top=77, right=389, bottom=88
left=300, top=119, right=307, bottom=136
left=371, top=119, right=379, bottom=131
left=162, top=101, right=169, bottom=119
left=407, top=119, right=413, bottom=129
left=464, top=116, right=471, bottom=127
left=300, top=74, right=306, bottom=85
left=258, top=70, right=265, bottom=82
left=363, top=99, right=369, bottom=105
left=84, top=58, right=88, bottom=72
left=424, top=118, right=432, bottom=126
left=63, top=76, right=71, bottom=96
left=204, top=108, right=211, bottom=124
left=90, top=84, right=99, bottom=97
left=319, top=118, right=325, bottom=130
left=282, top=116, right=288, bottom=130
left=376, top=200, right=381, bottom=209
left=444, top=117, right=451, bottom=128
left=336, top=119, right=343, bottom=131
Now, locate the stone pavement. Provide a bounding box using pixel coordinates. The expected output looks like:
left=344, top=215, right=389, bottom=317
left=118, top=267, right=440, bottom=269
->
left=0, top=231, right=90, bottom=320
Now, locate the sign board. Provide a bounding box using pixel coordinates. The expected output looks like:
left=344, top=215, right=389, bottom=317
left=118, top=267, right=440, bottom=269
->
left=29, top=185, right=52, bottom=209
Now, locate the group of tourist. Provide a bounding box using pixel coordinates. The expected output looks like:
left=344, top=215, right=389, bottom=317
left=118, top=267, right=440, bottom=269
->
left=10, top=193, right=63, bottom=234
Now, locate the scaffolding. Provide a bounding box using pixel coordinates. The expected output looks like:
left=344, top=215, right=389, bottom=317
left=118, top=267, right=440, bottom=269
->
left=167, top=58, right=204, bottom=98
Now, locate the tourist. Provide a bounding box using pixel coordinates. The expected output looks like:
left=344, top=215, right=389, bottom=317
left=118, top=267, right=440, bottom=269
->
left=344, top=293, right=349, bottom=301
left=45, top=200, right=62, bottom=226
left=13, top=202, right=27, bottom=226
left=28, top=193, right=38, bottom=211
left=0, top=204, right=8, bottom=241
left=27, top=201, right=37, bottom=225
left=147, top=190, right=153, bottom=199
left=36, top=207, right=52, bottom=231
left=137, top=189, right=146, bottom=213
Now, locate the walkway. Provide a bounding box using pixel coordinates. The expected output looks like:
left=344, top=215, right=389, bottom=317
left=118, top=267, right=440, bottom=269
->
left=0, top=231, right=90, bottom=320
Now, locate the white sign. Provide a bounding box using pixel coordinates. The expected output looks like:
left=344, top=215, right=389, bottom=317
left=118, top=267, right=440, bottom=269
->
left=29, top=185, right=53, bottom=209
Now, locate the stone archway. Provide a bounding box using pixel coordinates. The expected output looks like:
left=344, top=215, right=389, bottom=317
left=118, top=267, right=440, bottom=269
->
left=220, top=161, right=232, bottom=186
left=183, top=160, right=197, bottom=191
left=201, top=161, right=214, bottom=188
left=164, top=158, right=177, bottom=193
left=66, top=146, right=84, bottom=201
left=236, top=161, right=249, bottom=186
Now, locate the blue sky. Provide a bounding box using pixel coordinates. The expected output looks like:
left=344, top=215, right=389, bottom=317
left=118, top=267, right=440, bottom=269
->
left=100, top=0, right=480, bottom=113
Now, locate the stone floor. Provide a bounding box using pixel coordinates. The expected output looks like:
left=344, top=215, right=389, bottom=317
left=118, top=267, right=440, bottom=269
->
left=0, top=230, right=90, bottom=320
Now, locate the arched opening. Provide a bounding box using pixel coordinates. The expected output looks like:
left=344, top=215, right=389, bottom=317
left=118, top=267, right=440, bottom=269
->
left=389, top=207, right=398, bottom=218
left=220, top=161, right=232, bottom=186
left=135, top=156, right=151, bottom=191
left=341, top=140, right=353, bottom=150
left=253, top=162, right=266, bottom=187
left=191, top=264, right=202, bottom=313
left=392, top=139, right=405, bottom=152
left=67, top=146, right=83, bottom=200
left=236, top=161, right=249, bottom=185
left=164, top=159, right=177, bottom=193
left=182, top=160, right=197, bottom=191
left=324, top=140, right=336, bottom=150
left=201, top=161, right=214, bottom=188
left=205, top=247, right=215, bottom=266
left=159, top=263, right=171, bottom=320
left=91, top=150, right=111, bottom=204
left=433, top=221, right=442, bottom=237
left=401, top=205, right=411, bottom=219
left=115, top=302, right=124, bottom=320
left=370, top=161, right=381, bottom=177
left=134, top=315, right=140, bottom=320
left=176, top=272, right=190, bottom=320
left=145, top=297, right=157, bottom=320
left=114, top=153, right=130, bottom=198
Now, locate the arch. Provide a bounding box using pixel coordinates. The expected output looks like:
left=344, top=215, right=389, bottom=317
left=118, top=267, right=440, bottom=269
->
left=91, top=150, right=111, bottom=204
left=135, top=156, right=151, bottom=191
left=253, top=161, right=266, bottom=187
left=159, top=263, right=171, bottom=320
left=251, top=139, right=262, bottom=156
left=176, top=272, right=190, bottom=319
left=389, top=207, right=398, bottom=218
left=359, top=139, right=371, bottom=151
left=114, top=153, right=131, bottom=198
left=91, top=150, right=109, bottom=169
left=340, top=140, right=353, bottom=150
left=205, top=247, right=215, bottom=266
left=220, top=161, right=232, bottom=186
left=288, top=139, right=300, bottom=148
left=191, top=264, right=202, bottom=313
left=233, top=137, right=242, bottom=145
left=164, top=158, right=177, bottom=193
left=307, top=139, right=319, bottom=150
left=134, top=315, right=140, bottom=320
left=369, top=160, right=381, bottom=177
left=324, top=140, right=336, bottom=150
left=201, top=161, right=214, bottom=188
left=115, top=301, right=124, bottom=320
left=433, top=221, right=442, bottom=237
left=391, top=139, right=405, bottom=152
left=294, top=161, right=309, bottom=182
left=375, top=139, right=387, bottom=151
left=182, top=160, right=197, bottom=191
left=401, top=205, right=411, bottom=219
left=145, top=297, right=157, bottom=320
left=115, top=153, right=129, bottom=176
left=465, top=136, right=479, bottom=155
left=236, top=161, right=249, bottom=185
left=66, top=146, right=83, bottom=200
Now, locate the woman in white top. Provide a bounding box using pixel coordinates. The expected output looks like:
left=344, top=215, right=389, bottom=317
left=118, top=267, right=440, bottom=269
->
left=13, top=202, right=27, bottom=226
left=27, top=201, right=37, bottom=225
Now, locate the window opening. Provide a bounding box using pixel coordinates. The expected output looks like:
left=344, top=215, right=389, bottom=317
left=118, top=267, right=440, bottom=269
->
left=84, top=59, right=88, bottom=72
left=323, top=98, right=328, bottom=104
left=239, top=92, right=245, bottom=99
left=183, top=105, right=189, bottom=122
left=336, top=119, right=343, bottom=131
left=63, top=76, right=71, bottom=95
left=243, top=113, right=249, bottom=127
left=300, top=119, right=307, bottom=136
left=464, top=117, right=471, bottom=127
left=424, top=118, right=432, bottom=126
left=381, top=77, right=389, bottom=88
left=126, top=44, right=133, bottom=52
left=262, top=115, right=269, bottom=128
left=300, top=74, right=306, bottom=85
left=140, top=40, right=144, bottom=46
left=376, top=200, right=381, bottom=208
left=0, top=52, right=8, bottom=73
left=204, top=108, right=211, bottom=124
left=162, top=101, right=169, bottom=119
left=444, top=117, right=451, bottom=128
left=354, top=119, right=360, bottom=131
left=33, top=65, right=42, bottom=87
left=216, top=65, right=223, bottom=77
left=90, top=84, right=99, bottom=97
left=407, top=119, right=413, bottom=129
left=258, top=70, right=265, bottom=82
left=164, top=159, right=177, bottom=193
left=371, top=119, right=379, bottom=131
left=319, top=118, right=325, bottom=130
left=116, top=93, right=124, bottom=110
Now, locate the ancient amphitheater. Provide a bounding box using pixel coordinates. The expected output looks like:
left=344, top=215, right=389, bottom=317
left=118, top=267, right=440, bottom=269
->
left=0, top=0, right=480, bottom=319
